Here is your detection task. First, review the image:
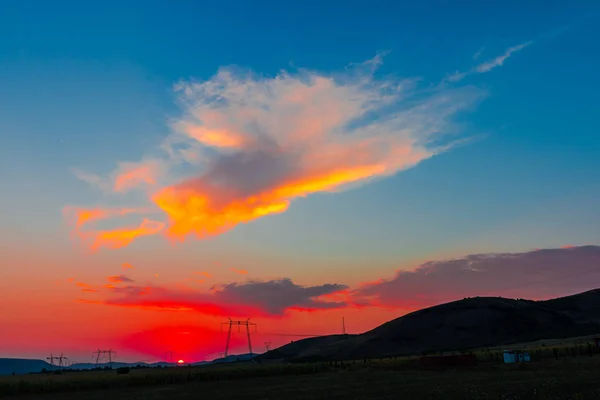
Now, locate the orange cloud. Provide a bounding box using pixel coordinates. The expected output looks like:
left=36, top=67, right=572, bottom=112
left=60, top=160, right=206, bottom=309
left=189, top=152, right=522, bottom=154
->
left=64, top=205, right=164, bottom=251
left=75, top=282, right=99, bottom=293
left=153, top=164, right=390, bottom=240
left=68, top=58, right=483, bottom=249
left=88, top=219, right=165, bottom=251
left=114, top=162, right=159, bottom=192
left=194, top=271, right=212, bottom=278
left=122, top=263, right=135, bottom=269
left=185, top=125, right=245, bottom=149
left=107, top=275, right=134, bottom=284
left=63, top=206, right=148, bottom=228
left=230, top=268, right=248, bottom=275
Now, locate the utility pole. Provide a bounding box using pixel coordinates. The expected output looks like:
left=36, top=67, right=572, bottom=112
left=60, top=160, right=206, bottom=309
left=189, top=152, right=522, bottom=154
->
left=93, top=349, right=116, bottom=368
left=46, top=353, right=57, bottom=368
left=264, top=341, right=272, bottom=352
left=342, top=317, right=346, bottom=335
left=220, top=318, right=257, bottom=357
left=164, top=351, right=173, bottom=363
left=47, top=353, right=70, bottom=369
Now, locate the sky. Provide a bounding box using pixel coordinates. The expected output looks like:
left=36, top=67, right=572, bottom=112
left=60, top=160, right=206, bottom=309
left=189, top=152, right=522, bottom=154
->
left=1, top=0, right=600, bottom=364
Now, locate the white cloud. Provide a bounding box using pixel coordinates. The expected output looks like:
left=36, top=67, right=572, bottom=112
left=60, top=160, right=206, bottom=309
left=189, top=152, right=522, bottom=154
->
left=475, top=41, right=532, bottom=73
left=447, top=40, right=533, bottom=82
left=472, top=46, right=485, bottom=60
left=69, top=55, right=487, bottom=247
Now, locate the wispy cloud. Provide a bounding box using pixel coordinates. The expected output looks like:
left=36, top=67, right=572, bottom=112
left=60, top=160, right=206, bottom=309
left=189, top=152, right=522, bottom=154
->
left=472, top=46, right=485, bottom=60
left=107, top=275, right=135, bottom=283
left=475, top=41, right=532, bottom=73
left=85, top=219, right=165, bottom=251
left=447, top=40, right=533, bottom=82
left=113, top=160, right=163, bottom=193
left=230, top=268, right=248, bottom=275
left=62, top=206, right=164, bottom=251
left=67, top=56, right=484, bottom=250
left=72, top=160, right=164, bottom=194
left=75, top=282, right=99, bottom=293
left=63, top=206, right=149, bottom=228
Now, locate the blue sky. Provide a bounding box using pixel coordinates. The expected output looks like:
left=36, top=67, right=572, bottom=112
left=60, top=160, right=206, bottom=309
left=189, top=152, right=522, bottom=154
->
left=1, top=0, right=599, bottom=279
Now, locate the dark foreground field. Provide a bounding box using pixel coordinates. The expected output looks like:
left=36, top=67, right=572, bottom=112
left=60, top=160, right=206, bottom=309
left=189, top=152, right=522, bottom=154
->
left=3, top=356, right=600, bottom=400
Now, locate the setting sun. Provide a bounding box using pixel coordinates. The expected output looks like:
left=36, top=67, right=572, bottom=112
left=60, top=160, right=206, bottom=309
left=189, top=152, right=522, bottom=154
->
left=177, top=360, right=184, bottom=364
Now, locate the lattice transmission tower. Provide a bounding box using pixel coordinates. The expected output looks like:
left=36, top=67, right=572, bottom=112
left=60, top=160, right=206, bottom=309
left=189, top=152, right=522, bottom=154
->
left=220, top=318, right=257, bottom=357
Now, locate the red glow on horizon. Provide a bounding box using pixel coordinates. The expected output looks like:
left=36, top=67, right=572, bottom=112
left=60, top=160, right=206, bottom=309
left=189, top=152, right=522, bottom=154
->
left=120, top=325, right=246, bottom=362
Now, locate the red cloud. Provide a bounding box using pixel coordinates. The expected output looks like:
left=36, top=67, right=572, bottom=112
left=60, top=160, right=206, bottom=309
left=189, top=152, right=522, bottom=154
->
left=80, top=279, right=349, bottom=318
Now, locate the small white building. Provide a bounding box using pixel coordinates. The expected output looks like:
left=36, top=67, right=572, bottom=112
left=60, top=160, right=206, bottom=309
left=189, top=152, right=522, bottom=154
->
left=503, top=350, right=531, bottom=363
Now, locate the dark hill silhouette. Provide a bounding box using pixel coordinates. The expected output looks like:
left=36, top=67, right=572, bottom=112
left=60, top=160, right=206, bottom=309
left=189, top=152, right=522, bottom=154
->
left=0, top=353, right=247, bottom=375
left=0, top=358, right=53, bottom=375
left=258, top=289, right=600, bottom=362
left=539, top=289, right=600, bottom=324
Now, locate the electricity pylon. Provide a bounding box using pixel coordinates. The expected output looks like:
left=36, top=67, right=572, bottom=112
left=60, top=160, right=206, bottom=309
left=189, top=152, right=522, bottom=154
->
left=220, top=318, right=257, bottom=357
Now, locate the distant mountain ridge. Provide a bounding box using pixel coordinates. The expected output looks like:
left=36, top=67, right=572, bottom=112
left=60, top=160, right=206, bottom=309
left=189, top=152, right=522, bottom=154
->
left=0, top=353, right=257, bottom=376
left=0, top=359, right=54, bottom=376
left=258, top=289, right=600, bottom=362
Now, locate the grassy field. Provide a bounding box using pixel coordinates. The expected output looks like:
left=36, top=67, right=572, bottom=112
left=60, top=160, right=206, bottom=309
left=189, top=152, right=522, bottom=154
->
left=3, top=353, right=600, bottom=399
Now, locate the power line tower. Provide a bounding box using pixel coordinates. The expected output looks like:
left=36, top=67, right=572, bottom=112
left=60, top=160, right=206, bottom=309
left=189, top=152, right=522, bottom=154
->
left=47, top=353, right=70, bottom=370
left=264, top=341, right=272, bottom=352
left=342, top=317, right=346, bottom=335
left=93, top=349, right=116, bottom=368
left=46, top=353, right=57, bottom=367
left=220, top=318, right=257, bottom=357
left=164, top=351, right=173, bottom=363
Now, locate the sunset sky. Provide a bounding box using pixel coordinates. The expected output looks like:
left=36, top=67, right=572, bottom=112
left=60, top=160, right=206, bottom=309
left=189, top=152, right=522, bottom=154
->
left=1, top=1, right=600, bottom=364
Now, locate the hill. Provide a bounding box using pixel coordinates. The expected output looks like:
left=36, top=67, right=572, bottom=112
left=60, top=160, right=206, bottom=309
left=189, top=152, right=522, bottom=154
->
left=539, top=289, right=600, bottom=324
left=258, top=289, right=600, bottom=362
left=0, top=358, right=54, bottom=375
left=0, top=353, right=247, bottom=376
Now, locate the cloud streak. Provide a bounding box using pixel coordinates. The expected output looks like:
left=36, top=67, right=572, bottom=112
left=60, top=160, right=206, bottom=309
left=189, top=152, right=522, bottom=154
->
left=67, top=56, right=484, bottom=250
left=230, top=268, right=248, bottom=275
left=63, top=206, right=165, bottom=251
left=107, top=275, right=134, bottom=283
left=475, top=41, right=532, bottom=73
left=448, top=41, right=532, bottom=82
